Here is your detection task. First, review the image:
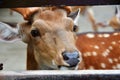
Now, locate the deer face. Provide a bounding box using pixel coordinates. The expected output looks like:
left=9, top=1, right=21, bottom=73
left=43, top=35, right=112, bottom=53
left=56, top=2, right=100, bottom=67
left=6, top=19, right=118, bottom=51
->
left=0, top=8, right=81, bottom=70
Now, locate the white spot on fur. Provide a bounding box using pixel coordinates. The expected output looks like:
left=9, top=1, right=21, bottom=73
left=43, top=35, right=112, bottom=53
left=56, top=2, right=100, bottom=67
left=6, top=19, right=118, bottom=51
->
left=106, top=49, right=110, bottom=53
left=83, top=52, right=91, bottom=57
left=108, top=58, right=113, bottom=63
left=98, top=34, right=103, bottom=37
left=101, top=42, right=105, bottom=45
left=102, top=51, right=109, bottom=57
left=89, top=66, right=94, bottom=70
left=100, top=63, right=106, bottom=68
left=113, top=32, right=119, bottom=36
left=108, top=46, right=113, bottom=50
left=86, top=33, right=95, bottom=38
left=86, top=52, right=91, bottom=56
left=92, top=51, right=97, bottom=56
left=111, top=41, right=116, bottom=45
left=94, top=45, right=99, bottom=49
left=113, top=58, right=118, bottom=62
left=102, top=49, right=110, bottom=57
left=112, top=66, right=117, bottom=69
left=116, top=64, right=120, bottom=69
left=103, top=34, right=110, bottom=38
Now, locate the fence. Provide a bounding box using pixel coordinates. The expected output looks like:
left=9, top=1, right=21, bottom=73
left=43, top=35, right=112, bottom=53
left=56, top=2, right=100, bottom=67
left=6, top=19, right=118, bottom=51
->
left=0, top=0, right=120, bottom=8
left=0, top=70, right=120, bottom=80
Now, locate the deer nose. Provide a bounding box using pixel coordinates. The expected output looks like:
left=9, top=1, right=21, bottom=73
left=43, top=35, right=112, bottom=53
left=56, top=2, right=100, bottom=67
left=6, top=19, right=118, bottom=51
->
left=62, top=51, right=80, bottom=67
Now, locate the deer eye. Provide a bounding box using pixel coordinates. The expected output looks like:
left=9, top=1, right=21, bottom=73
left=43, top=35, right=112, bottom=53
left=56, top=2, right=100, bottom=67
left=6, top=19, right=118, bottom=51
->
left=73, top=25, right=78, bottom=32
left=31, top=29, right=40, bottom=37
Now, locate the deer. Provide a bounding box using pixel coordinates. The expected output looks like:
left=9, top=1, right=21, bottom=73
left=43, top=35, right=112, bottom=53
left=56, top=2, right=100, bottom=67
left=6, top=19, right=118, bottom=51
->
left=0, top=6, right=82, bottom=70
left=0, top=7, right=120, bottom=70
left=96, top=5, right=120, bottom=31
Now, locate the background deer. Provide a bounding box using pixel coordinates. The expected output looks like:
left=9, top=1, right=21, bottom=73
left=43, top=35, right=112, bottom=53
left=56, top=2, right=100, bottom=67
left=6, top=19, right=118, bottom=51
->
left=76, top=32, right=120, bottom=69
left=97, top=5, right=120, bottom=31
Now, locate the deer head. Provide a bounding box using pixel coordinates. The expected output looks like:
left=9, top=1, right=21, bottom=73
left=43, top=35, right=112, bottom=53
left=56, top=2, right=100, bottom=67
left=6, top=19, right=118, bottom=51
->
left=0, top=7, right=82, bottom=70
left=96, top=5, right=120, bottom=31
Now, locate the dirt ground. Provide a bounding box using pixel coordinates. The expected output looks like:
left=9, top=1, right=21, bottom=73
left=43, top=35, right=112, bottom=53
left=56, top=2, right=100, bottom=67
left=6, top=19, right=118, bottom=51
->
left=0, top=5, right=117, bottom=71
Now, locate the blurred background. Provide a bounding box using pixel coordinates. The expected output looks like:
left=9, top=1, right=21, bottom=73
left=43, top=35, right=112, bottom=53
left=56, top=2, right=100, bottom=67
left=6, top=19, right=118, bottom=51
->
left=0, top=5, right=117, bottom=71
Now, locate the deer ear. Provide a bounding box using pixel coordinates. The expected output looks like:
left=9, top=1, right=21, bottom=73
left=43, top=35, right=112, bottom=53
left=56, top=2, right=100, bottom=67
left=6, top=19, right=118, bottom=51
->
left=0, top=22, right=21, bottom=43
left=116, top=5, right=120, bottom=18
left=68, top=9, right=80, bottom=30
left=68, top=8, right=80, bottom=20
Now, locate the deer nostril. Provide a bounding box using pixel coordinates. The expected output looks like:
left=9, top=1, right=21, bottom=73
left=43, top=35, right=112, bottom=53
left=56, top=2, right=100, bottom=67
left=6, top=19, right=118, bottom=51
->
left=62, top=51, right=79, bottom=60
left=62, top=52, right=69, bottom=60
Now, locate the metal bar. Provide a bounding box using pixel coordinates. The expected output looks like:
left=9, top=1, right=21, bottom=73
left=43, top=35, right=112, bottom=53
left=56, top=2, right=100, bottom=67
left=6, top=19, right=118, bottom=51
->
left=0, top=70, right=120, bottom=80
left=0, top=0, right=120, bottom=8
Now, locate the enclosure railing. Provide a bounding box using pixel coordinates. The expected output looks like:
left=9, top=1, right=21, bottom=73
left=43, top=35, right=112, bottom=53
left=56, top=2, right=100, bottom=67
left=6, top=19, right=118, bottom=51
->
left=0, top=0, right=120, bottom=8
left=0, top=70, right=120, bottom=80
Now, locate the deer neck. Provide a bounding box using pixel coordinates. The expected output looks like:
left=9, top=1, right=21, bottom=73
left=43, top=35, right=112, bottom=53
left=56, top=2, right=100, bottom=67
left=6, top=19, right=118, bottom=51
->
left=27, top=43, right=38, bottom=70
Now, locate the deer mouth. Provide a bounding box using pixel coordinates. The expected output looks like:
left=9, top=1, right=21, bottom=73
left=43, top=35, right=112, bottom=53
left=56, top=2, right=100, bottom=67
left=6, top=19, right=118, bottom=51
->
left=58, top=58, right=80, bottom=70
left=58, top=65, right=79, bottom=70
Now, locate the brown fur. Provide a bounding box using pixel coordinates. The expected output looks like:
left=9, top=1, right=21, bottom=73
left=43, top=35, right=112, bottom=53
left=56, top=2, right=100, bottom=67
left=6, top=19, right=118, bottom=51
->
left=76, top=32, right=120, bottom=69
